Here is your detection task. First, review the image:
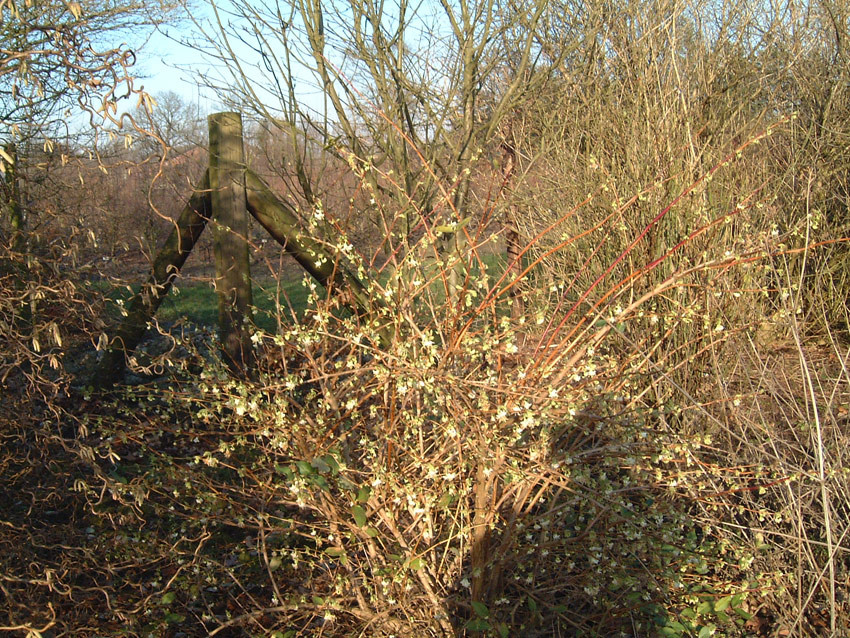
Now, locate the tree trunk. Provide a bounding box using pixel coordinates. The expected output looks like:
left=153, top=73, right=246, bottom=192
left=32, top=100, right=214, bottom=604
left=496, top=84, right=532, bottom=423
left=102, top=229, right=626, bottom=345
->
left=500, top=133, right=524, bottom=321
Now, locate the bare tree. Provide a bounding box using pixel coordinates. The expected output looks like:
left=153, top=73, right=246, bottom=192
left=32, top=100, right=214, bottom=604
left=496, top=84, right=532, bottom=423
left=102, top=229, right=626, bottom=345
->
left=1, top=0, right=182, bottom=145
left=189, top=0, right=564, bottom=300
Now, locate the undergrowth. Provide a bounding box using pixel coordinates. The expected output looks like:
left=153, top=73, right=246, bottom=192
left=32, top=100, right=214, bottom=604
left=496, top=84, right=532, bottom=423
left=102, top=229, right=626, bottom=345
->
left=1, top=120, right=849, bottom=638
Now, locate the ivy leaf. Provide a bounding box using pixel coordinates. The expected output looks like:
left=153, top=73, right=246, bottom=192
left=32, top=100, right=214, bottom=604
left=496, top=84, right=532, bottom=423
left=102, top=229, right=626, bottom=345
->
left=352, top=504, right=367, bottom=527
left=471, top=601, right=489, bottom=618
left=296, top=460, right=314, bottom=476
left=714, top=596, right=732, bottom=613
left=437, top=492, right=454, bottom=509
left=311, top=457, right=331, bottom=473
left=322, top=454, right=340, bottom=474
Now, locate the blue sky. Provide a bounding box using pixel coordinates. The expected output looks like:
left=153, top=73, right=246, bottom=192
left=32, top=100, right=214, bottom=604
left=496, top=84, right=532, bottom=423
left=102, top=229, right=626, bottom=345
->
left=132, top=22, right=219, bottom=111
left=117, top=0, right=453, bottom=128
left=126, top=4, right=325, bottom=121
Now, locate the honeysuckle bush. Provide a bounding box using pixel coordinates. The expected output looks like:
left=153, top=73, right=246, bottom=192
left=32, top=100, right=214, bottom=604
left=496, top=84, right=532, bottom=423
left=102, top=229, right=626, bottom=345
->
left=10, top=124, right=839, bottom=637
left=62, top=207, right=803, bottom=637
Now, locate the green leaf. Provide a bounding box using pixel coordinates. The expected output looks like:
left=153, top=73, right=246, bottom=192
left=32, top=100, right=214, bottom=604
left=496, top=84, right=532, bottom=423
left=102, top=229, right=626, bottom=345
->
left=324, top=547, right=344, bottom=557
left=322, top=454, right=340, bottom=474
left=466, top=618, right=490, bottom=631
left=527, top=596, right=537, bottom=613
left=714, top=596, right=732, bottom=613
left=698, top=624, right=715, bottom=638
left=352, top=504, right=368, bottom=528
left=312, top=475, right=330, bottom=491
left=339, top=477, right=357, bottom=492
left=312, top=596, right=325, bottom=606
left=497, top=622, right=510, bottom=638
left=697, top=601, right=713, bottom=615
left=296, top=460, right=314, bottom=476
left=733, top=607, right=753, bottom=620
left=437, top=492, right=454, bottom=509
left=163, top=612, right=185, bottom=624
left=471, top=601, right=489, bottom=618
left=408, top=557, right=423, bottom=570
left=356, top=486, right=371, bottom=503
left=268, top=556, right=282, bottom=571
left=311, top=457, right=331, bottom=473
left=160, top=591, right=176, bottom=606
left=364, top=527, right=379, bottom=537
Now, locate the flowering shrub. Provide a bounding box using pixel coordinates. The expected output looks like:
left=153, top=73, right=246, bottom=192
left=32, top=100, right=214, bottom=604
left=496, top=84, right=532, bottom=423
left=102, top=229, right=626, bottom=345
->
left=76, top=205, right=777, bottom=635
left=4, top=122, right=847, bottom=637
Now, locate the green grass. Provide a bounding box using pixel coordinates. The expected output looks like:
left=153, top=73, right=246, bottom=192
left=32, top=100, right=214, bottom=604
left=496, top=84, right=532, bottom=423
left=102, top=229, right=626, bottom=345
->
left=159, top=278, right=312, bottom=331
left=96, top=250, right=510, bottom=332
left=97, top=275, right=313, bottom=332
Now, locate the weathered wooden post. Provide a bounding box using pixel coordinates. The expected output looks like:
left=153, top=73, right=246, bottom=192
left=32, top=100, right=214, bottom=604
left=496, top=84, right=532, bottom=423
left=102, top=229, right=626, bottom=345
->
left=208, top=112, right=254, bottom=375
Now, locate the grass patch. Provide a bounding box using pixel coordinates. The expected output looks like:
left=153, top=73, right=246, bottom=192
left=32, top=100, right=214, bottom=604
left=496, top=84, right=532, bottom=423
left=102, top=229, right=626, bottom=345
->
left=97, top=274, right=314, bottom=331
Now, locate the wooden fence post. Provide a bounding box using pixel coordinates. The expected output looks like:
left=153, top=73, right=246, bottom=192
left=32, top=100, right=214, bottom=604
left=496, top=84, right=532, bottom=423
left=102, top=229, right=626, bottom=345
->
left=208, top=112, right=254, bottom=375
